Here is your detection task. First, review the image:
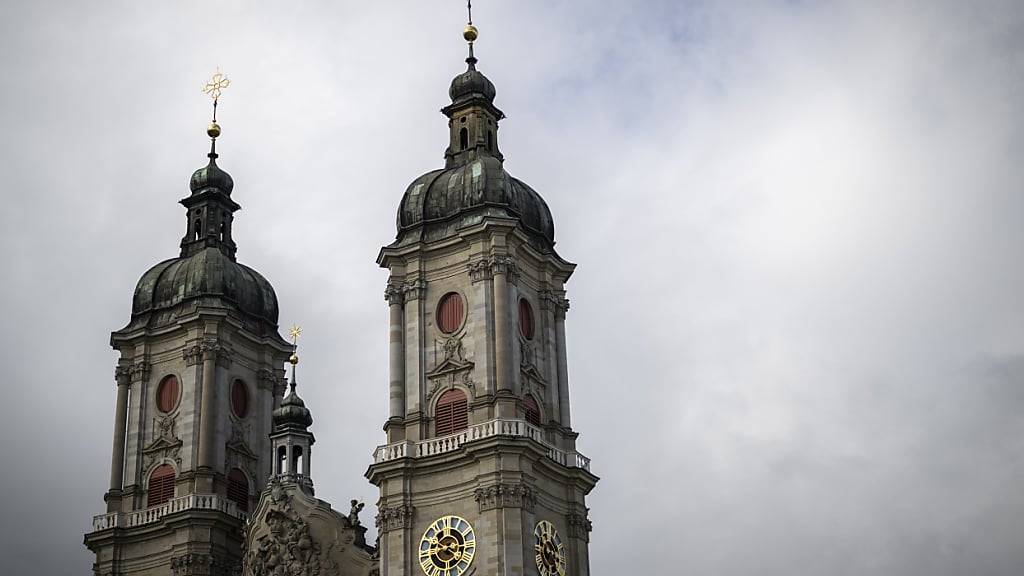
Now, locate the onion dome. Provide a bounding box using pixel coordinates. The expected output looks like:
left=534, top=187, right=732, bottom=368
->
left=273, top=355, right=313, bottom=431
left=118, top=114, right=281, bottom=335
left=389, top=28, right=557, bottom=253
left=189, top=156, right=234, bottom=195
left=449, top=60, right=496, bottom=104
left=129, top=249, right=279, bottom=327
left=273, top=386, right=313, bottom=430
left=396, top=155, right=554, bottom=250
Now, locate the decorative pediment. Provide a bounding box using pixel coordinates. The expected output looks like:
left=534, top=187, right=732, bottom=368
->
left=242, top=478, right=377, bottom=576
left=143, top=416, right=182, bottom=471
left=225, top=421, right=258, bottom=480
left=427, top=336, right=477, bottom=401
left=519, top=339, right=546, bottom=385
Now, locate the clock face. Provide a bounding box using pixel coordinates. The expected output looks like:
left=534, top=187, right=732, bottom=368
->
left=534, top=520, right=567, bottom=576
left=419, top=515, right=477, bottom=576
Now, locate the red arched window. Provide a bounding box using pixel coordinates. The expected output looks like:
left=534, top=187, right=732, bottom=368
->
left=231, top=380, right=249, bottom=419
left=435, top=389, right=468, bottom=436
left=227, top=468, right=249, bottom=512
left=437, top=292, right=465, bottom=334
left=147, top=464, right=176, bottom=507
left=524, top=395, right=541, bottom=427
left=156, top=375, right=179, bottom=413
left=519, top=298, right=535, bottom=340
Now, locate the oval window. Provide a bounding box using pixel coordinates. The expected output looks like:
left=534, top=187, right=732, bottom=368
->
left=156, top=375, right=179, bottom=413
left=518, top=298, right=535, bottom=340
left=231, top=380, right=249, bottom=419
left=437, top=292, right=465, bottom=334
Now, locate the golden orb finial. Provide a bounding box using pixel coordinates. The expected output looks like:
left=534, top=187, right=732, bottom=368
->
left=207, top=122, right=221, bottom=138
left=289, top=353, right=299, bottom=365
left=463, top=24, right=478, bottom=42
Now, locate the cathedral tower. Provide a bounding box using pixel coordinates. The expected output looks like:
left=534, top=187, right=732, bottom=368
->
left=368, top=14, right=598, bottom=576
left=85, top=80, right=293, bottom=576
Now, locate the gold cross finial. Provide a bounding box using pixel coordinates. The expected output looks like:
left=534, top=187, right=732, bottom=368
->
left=289, top=325, right=303, bottom=344
left=203, top=68, right=231, bottom=103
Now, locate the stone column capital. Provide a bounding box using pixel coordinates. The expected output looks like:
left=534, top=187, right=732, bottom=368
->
left=402, top=279, right=426, bottom=301
left=385, top=282, right=405, bottom=306
left=129, top=361, right=150, bottom=383
left=114, top=365, right=132, bottom=385
left=468, top=259, right=494, bottom=282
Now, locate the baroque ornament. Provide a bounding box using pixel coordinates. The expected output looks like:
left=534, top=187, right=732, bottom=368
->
left=142, top=415, right=183, bottom=471
left=375, top=504, right=414, bottom=533
left=474, top=483, right=537, bottom=513
left=244, top=483, right=324, bottom=576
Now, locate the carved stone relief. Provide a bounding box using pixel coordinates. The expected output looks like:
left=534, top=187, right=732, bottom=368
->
left=427, top=334, right=477, bottom=401
left=142, top=415, right=183, bottom=471
left=225, top=420, right=258, bottom=480
left=375, top=504, right=414, bottom=533
left=244, top=481, right=325, bottom=576
left=567, top=510, right=593, bottom=542
left=474, top=483, right=537, bottom=513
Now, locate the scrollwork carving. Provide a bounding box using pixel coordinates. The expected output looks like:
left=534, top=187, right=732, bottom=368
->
left=567, top=510, right=593, bottom=542
left=402, top=279, right=426, bottom=301
left=142, top=415, right=182, bottom=472
left=468, top=259, right=493, bottom=282
left=183, top=345, right=202, bottom=366
left=129, top=361, right=151, bottom=382
left=375, top=504, right=414, bottom=533
left=384, top=282, right=405, bottom=306
left=474, top=483, right=537, bottom=513
left=244, top=480, right=324, bottom=576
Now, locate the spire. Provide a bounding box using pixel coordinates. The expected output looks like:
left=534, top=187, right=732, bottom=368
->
left=180, top=69, right=240, bottom=259
left=273, top=325, right=313, bottom=432
left=271, top=324, right=315, bottom=490
left=443, top=3, right=504, bottom=166
left=464, top=0, right=478, bottom=69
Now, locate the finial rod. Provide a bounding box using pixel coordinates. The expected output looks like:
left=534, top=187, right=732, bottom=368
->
left=202, top=68, right=230, bottom=155
left=288, top=325, right=302, bottom=392
left=467, top=0, right=473, bottom=25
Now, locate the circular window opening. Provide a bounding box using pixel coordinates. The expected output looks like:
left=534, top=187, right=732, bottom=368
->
left=156, top=375, right=180, bottom=413
left=231, top=379, right=249, bottom=419
left=518, top=298, right=535, bottom=340
left=437, top=292, right=465, bottom=334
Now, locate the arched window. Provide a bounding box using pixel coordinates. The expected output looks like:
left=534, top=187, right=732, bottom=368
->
left=147, top=464, right=176, bottom=507
left=518, top=298, right=535, bottom=340
left=227, top=468, right=249, bottom=512
left=524, top=395, right=541, bottom=427
left=487, top=130, right=494, bottom=152
left=435, top=389, right=468, bottom=436
left=459, top=127, right=469, bottom=150
left=194, top=219, right=202, bottom=240
left=437, top=292, right=465, bottom=334
left=156, top=375, right=179, bottom=413
left=276, top=446, right=287, bottom=474
left=291, top=446, right=304, bottom=475
left=231, top=380, right=249, bottom=419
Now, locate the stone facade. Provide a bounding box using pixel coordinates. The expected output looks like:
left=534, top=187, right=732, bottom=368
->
left=84, top=142, right=293, bottom=576
left=367, top=37, right=598, bottom=576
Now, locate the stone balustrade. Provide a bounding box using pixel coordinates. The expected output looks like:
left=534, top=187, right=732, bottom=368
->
left=91, top=493, right=247, bottom=532
left=373, top=417, right=591, bottom=472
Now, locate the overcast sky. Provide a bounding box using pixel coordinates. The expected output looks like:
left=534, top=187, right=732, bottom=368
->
left=1, top=1, right=1023, bottom=574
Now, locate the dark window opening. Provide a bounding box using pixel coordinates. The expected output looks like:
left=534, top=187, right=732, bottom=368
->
left=524, top=395, right=541, bottom=427
left=291, top=446, right=304, bottom=475
left=459, top=127, right=469, bottom=150
left=276, top=446, right=287, bottom=474
left=194, top=219, right=202, bottom=240
left=487, top=131, right=493, bottom=152
left=227, top=468, right=249, bottom=512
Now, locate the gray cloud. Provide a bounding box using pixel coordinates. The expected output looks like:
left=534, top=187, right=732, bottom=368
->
left=1, top=1, right=1022, bottom=574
